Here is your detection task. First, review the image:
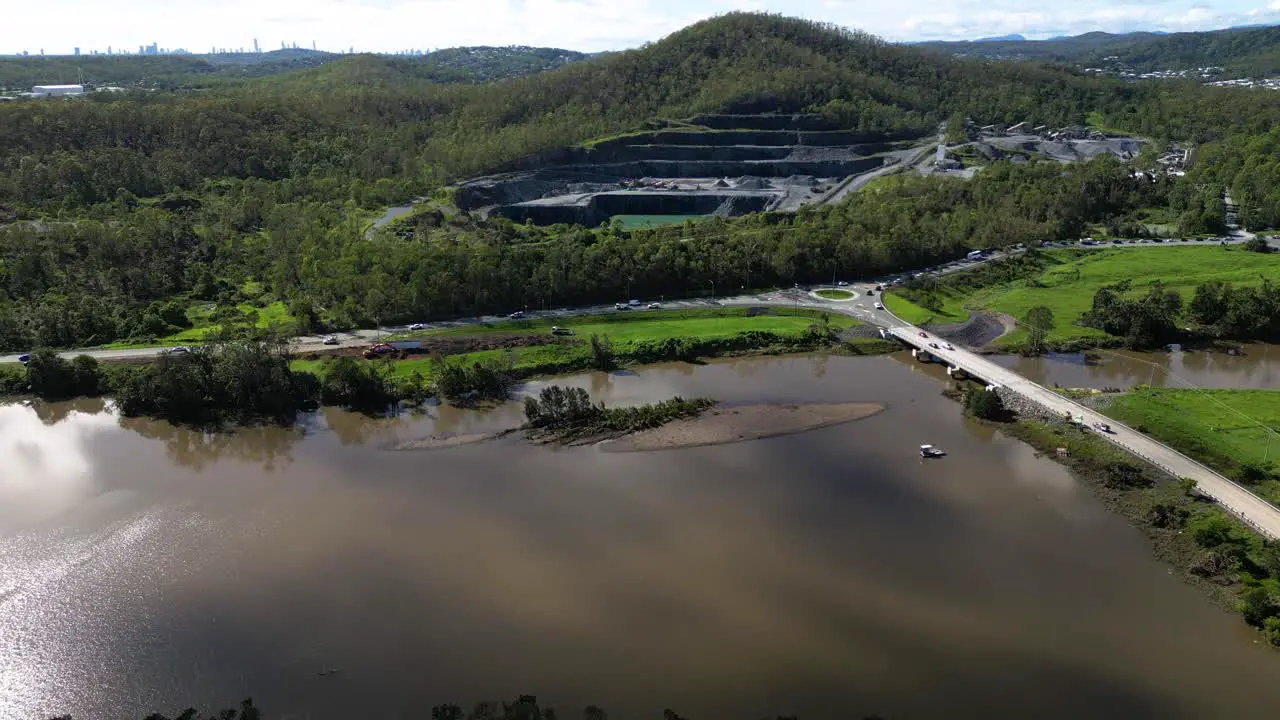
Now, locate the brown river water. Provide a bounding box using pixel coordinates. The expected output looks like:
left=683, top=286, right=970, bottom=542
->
left=4, top=354, right=1280, bottom=720
left=989, top=343, right=1280, bottom=391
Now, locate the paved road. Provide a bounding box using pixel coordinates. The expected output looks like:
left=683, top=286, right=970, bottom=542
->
left=888, top=325, right=1280, bottom=540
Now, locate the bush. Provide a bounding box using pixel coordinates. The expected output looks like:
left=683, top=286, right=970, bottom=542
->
left=434, top=354, right=515, bottom=402
left=24, top=349, right=104, bottom=399
left=962, top=386, right=1007, bottom=421
left=320, top=356, right=396, bottom=412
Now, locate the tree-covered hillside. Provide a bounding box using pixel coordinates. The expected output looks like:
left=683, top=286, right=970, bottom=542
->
left=921, top=25, right=1280, bottom=76
left=0, top=45, right=587, bottom=91
left=3, top=12, right=1280, bottom=352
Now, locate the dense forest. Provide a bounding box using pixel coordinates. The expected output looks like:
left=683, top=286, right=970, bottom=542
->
left=921, top=24, right=1280, bottom=76
left=2, top=12, right=1280, bottom=351
left=0, top=46, right=588, bottom=90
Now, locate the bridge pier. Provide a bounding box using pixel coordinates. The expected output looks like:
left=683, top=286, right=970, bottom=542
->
left=911, top=348, right=936, bottom=362
left=946, top=365, right=968, bottom=379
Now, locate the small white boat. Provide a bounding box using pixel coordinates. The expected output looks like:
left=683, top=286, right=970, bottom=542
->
left=920, top=444, right=946, bottom=458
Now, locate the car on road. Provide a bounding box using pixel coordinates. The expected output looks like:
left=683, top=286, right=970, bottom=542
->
left=507, top=310, right=525, bottom=319
left=647, top=302, right=661, bottom=309
left=918, top=331, right=928, bottom=338
left=322, top=335, right=339, bottom=345
left=837, top=281, right=849, bottom=287
left=866, top=289, right=874, bottom=295
left=628, top=299, right=641, bottom=306
left=550, top=326, right=574, bottom=336
left=164, top=346, right=190, bottom=355
left=408, top=323, right=426, bottom=331
left=614, top=303, right=629, bottom=310
left=874, top=302, right=884, bottom=309
left=17, top=353, right=30, bottom=364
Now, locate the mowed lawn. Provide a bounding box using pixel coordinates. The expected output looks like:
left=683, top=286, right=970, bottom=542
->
left=893, top=247, right=1280, bottom=346
left=1103, top=387, right=1280, bottom=504
left=298, top=307, right=854, bottom=380
left=882, top=288, right=971, bottom=325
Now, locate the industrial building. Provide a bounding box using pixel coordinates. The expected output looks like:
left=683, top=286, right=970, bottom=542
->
left=28, top=84, right=84, bottom=98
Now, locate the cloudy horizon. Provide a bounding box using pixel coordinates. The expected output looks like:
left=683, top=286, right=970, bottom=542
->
left=6, top=0, right=1280, bottom=56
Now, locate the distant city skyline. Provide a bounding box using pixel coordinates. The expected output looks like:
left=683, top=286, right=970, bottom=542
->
left=4, top=0, right=1280, bottom=56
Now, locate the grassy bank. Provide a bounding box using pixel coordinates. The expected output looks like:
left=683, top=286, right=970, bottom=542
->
left=323, top=307, right=865, bottom=382
left=881, top=288, right=970, bottom=325
left=1000, top=416, right=1280, bottom=644
left=1101, top=388, right=1280, bottom=505
left=891, top=247, right=1280, bottom=349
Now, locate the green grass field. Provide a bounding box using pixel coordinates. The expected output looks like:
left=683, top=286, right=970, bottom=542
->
left=300, top=307, right=855, bottom=381
left=891, top=247, right=1280, bottom=347
left=882, top=288, right=971, bottom=325
left=815, top=289, right=855, bottom=300
left=1103, top=388, right=1280, bottom=505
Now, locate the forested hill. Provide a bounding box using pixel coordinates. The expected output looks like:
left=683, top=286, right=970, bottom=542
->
left=7, top=11, right=1280, bottom=218
left=920, top=25, right=1280, bottom=76
left=0, top=45, right=588, bottom=90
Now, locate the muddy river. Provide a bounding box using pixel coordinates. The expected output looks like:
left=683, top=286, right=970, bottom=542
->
left=989, top=343, right=1280, bottom=391
left=4, top=354, right=1280, bottom=719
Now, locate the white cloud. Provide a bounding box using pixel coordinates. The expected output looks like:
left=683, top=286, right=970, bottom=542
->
left=2, top=0, right=1277, bottom=54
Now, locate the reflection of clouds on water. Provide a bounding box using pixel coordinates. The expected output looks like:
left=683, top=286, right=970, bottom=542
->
left=0, top=403, right=116, bottom=528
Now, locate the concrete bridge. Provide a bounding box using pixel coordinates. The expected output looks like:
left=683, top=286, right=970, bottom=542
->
left=886, top=326, right=1280, bottom=540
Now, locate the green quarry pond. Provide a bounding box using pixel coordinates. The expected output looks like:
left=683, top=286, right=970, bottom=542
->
left=611, top=213, right=703, bottom=229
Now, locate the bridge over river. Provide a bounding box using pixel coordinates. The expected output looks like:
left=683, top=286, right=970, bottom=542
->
left=885, top=326, right=1280, bottom=540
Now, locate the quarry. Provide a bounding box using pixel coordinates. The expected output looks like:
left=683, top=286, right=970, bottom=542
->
left=454, top=114, right=926, bottom=227
left=449, top=115, right=1149, bottom=228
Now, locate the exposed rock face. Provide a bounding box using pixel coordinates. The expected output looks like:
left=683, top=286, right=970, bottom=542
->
left=452, top=114, right=923, bottom=224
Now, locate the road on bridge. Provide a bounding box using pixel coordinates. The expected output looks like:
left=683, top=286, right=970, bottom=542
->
left=888, top=326, right=1280, bottom=540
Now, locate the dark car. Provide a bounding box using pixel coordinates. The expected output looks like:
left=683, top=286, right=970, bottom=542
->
left=17, top=353, right=31, bottom=364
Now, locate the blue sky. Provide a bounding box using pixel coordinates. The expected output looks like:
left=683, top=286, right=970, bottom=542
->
left=7, top=0, right=1280, bottom=55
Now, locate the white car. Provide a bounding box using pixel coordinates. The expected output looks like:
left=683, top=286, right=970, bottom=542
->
left=943, top=343, right=954, bottom=351
left=408, top=323, right=426, bottom=331
left=322, top=335, right=339, bottom=345
left=165, top=346, right=190, bottom=355
left=507, top=311, right=525, bottom=319
left=837, top=281, right=849, bottom=287
left=874, top=302, right=884, bottom=309
left=647, top=302, right=661, bottom=309
left=614, top=303, right=629, bottom=310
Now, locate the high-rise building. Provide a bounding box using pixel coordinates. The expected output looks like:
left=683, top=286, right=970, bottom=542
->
left=253, top=38, right=259, bottom=53
left=74, top=47, right=80, bottom=56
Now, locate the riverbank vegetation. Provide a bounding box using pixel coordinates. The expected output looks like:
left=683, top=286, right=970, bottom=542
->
left=994, top=414, right=1280, bottom=646
left=1101, top=388, right=1280, bottom=505
left=886, top=247, right=1280, bottom=350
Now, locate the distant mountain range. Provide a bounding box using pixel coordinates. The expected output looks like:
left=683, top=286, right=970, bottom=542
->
left=917, top=24, right=1280, bottom=75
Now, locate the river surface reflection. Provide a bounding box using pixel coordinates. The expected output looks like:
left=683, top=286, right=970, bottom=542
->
left=3, top=355, right=1280, bottom=719
left=990, top=343, right=1280, bottom=390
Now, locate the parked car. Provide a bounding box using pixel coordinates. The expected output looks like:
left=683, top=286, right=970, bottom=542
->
left=408, top=323, right=426, bottom=331
left=647, top=302, right=661, bottom=309
left=164, top=346, right=191, bottom=355
left=507, top=310, right=525, bottom=319
left=550, top=326, right=574, bottom=336
left=363, top=343, right=396, bottom=359
left=17, top=353, right=31, bottom=364
left=322, top=335, right=339, bottom=345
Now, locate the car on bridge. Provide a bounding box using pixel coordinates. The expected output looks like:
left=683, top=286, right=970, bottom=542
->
left=943, top=342, right=954, bottom=351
